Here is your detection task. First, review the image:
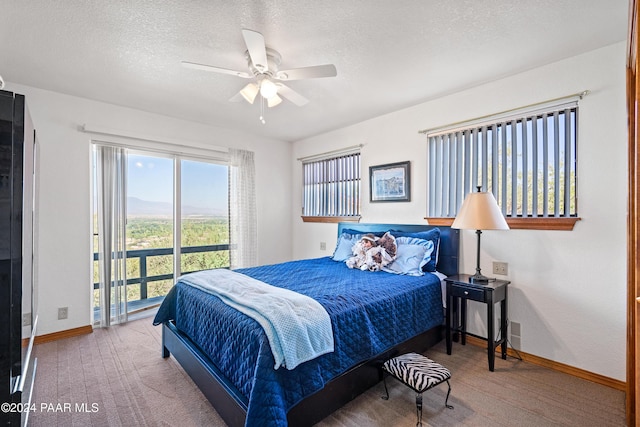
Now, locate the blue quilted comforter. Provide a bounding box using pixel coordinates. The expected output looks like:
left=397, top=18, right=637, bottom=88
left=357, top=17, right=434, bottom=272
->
left=153, top=257, right=444, bottom=427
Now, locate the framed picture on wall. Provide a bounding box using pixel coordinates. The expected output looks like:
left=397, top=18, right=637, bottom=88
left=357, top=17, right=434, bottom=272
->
left=369, top=161, right=411, bottom=202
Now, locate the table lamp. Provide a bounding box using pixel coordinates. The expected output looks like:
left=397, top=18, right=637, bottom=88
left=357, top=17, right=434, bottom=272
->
left=451, top=187, right=509, bottom=283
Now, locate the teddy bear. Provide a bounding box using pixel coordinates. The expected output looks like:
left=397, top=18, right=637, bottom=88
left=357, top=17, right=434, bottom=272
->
left=345, top=234, right=377, bottom=270
left=363, top=232, right=397, bottom=271
left=346, top=232, right=397, bottom=271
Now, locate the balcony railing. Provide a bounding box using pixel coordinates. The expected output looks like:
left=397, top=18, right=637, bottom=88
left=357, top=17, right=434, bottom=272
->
left=93, top=244, right=230, bottom=313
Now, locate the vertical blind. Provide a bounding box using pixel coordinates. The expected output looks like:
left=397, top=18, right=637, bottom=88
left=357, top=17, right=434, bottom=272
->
left=302, top=152, right=361, bottom=217
left=428, top=105, right=577, bottom=218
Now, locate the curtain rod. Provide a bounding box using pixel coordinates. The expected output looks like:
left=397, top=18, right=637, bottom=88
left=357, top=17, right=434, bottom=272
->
left=81, top=124, right=229, bottom=154
left=297, top=144, right=364, bottom=162
left=91, top=139, right=231, bottom=164
left=417, top=90, right=590, bottom=135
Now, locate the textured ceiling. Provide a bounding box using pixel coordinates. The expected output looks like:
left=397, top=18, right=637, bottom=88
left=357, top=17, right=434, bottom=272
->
left=0, top=1, right=628, bottom=142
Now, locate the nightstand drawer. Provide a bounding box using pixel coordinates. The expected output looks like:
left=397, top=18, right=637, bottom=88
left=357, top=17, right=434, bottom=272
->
left=449, top=285, right=484, bottom=301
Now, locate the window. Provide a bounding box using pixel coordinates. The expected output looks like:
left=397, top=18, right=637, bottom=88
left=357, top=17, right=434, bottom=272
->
left=301, top=151, right=361, bottom=223
left=426, top=100, right=580, bottom=230
left=92, top=146, right=230, bottom=323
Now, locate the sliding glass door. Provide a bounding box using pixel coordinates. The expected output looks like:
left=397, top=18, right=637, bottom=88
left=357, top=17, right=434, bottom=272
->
left=180, top=159, right=229, bottom=274
left=92, top=147, right=229, bottom=323
left=126, top=153, right=175, bottom=314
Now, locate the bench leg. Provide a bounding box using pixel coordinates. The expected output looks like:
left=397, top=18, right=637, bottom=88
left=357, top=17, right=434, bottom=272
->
left=381, top=373, right=390, bottom=400
left=445, top=380, right=454, bottom=409
left=416, top=393, right=423, bottom=427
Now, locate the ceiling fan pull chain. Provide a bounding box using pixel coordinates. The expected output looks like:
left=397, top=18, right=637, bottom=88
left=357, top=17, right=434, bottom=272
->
left=259, top=96, right=266, bottom=124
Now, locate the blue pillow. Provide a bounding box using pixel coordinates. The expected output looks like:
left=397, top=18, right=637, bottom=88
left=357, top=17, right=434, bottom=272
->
left=383, top=237, right=435, bottom=276
left=341, top=228, right=386, bottom=237
left=332, top=232, right=361, bottom=261
left=390, top=228, right=440, bottom=271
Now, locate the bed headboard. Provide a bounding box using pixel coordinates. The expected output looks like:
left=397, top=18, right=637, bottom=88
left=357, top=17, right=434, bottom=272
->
left=337, top=223, right=460, bottom=276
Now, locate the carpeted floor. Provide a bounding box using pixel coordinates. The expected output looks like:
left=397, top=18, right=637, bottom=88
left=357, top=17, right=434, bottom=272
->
left=28, top=317, right=625, bottom=427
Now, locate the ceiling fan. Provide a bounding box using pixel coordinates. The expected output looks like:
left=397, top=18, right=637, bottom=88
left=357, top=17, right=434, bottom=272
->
left=182, top=29, right=337, bottom=113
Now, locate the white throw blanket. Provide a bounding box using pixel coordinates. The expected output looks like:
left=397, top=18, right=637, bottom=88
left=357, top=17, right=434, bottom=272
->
left=178, top=269, right=334, bottom=370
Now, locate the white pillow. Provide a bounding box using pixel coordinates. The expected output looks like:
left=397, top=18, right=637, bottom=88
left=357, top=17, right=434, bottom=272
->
left=383, top=237, right=435, bottom=276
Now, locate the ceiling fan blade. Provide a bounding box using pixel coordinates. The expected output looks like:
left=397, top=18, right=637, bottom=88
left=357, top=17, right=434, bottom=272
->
left=182, top=61, right=251, bottom=78
left=276, top=83, right=309, bottom=106
left=242, top=29, right=269, bottom=73
left=229, top=92, right=244, bottom=103
left=276, top=64, right=337, bottom=81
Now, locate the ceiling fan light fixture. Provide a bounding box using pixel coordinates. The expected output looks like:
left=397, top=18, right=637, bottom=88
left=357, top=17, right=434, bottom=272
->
left=259, top=78, right=278, bottom=99
left=240, top=83, right=259, bottom=104
left=184, top=29, right=336, bottom=109
left=267, top=94, right=282, bottom=108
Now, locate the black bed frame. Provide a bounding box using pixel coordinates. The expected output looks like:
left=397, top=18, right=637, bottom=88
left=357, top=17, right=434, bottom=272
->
left=161, top=223, right=459, bottom=427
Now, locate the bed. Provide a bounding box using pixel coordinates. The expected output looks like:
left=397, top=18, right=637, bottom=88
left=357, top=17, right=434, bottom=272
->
left=154, top=223, right=459, bottom=427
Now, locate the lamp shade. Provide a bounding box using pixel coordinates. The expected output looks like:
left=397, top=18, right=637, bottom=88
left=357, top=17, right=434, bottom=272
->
left=267, top=94, right=282, bottom=108
left=240, top=83, right=259, bottom=104
left=259, top=78, right=278, bottom=99
left=451, top=191, right=509, bottom=230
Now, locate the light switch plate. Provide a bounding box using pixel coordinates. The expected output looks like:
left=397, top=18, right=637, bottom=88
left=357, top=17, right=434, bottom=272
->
left=492, top=261, right=508, bottom=275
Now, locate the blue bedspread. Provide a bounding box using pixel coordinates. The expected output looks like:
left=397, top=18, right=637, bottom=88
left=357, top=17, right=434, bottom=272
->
left=176, top=268, right=333, bottom=370
left=154, top=257, right=444, bottom=427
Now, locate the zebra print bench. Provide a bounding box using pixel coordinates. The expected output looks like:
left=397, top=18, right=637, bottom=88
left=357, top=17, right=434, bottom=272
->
left=381, top=352, right=453, bottom=427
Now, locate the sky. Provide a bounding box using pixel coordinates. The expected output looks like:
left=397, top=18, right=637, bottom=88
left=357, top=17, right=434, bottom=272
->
left=127, top=153, right=228, bottom=211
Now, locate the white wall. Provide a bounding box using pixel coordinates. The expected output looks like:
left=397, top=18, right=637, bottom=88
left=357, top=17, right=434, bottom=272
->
left=6, top=41, right=626, bottom=381
left=4, top=82, right=293, bottom=336
left=291, top=42, right=627, bottom=381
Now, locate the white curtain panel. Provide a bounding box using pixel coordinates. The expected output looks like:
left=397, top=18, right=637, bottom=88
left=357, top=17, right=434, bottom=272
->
left=95, top=145, right=128, bottom=326
left=228, top=148, right=257, bottom=269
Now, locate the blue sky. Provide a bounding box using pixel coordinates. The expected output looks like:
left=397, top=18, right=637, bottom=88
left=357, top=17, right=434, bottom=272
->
left=127, top=154, right=228, bottom=210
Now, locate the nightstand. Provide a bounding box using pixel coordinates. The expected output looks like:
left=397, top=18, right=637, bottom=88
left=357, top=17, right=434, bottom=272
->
left=444, top=274, right=510, bottom=371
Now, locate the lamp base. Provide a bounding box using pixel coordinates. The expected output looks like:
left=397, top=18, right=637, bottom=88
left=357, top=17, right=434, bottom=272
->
left=468, top=273, right=496, bottom=284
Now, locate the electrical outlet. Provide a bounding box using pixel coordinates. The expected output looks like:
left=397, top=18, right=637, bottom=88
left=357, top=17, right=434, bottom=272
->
left=58, top=307, right=68, bottom=320
left=510, top=321, right=521, bottom=349
left=492, top=261, right=508, bottom=276
left=320, top=242, right=327, bottom=251
left=510, top=335, right=521, bottom=350
left=22, top=313, right=31, bottom=327
left=511, top=321, right=521, bottom=337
